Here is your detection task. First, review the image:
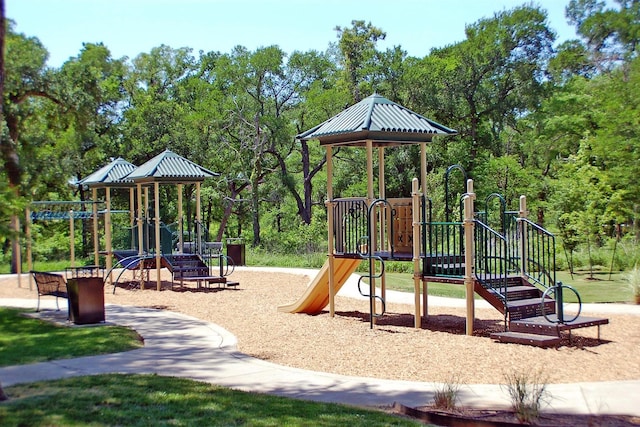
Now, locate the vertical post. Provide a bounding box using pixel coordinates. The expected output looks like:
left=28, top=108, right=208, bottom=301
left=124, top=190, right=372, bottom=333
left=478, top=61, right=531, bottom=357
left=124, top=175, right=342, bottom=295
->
left=366, top=140, right=376, bottom=322
left=69, top=210, right=75, bottom=267
left=144, top=187, right=149, bottom=251
left=326, top=146, right=336, bottom=317
left=136, top=183, right=145, bottom=289
left=25, top=207, right=33, bottom=290
left=420, top=143, right=428, bottom=318
left=154, top=182, right=162, bottom=291
left=463, top=194, right=475, bottom=335
left=105, top=188, right=112, bottom=285
left=411, top=178, right=422, bottom=328
left=178, top=184, right=184, bottom=253
left=129, top=188, right=135, bottom=249
left=196, top=182, right=202, bottom=252
left=11, top=215, right=21, bottom=284
left=519, top=195, right=528, bottom=279
left=378, top=147, right=386, bottom=302
left=420, top=144, right=427, bottom=195
left=92, top=188, right=99, bottom=267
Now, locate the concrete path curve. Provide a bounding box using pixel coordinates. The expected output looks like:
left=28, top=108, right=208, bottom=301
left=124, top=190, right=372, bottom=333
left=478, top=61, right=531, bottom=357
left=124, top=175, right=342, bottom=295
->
left=1, top=275, right=639, bottom=417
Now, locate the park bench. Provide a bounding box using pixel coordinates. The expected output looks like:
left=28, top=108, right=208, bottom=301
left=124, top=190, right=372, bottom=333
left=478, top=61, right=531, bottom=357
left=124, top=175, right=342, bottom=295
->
left=31, top=271, right=68, bottom=312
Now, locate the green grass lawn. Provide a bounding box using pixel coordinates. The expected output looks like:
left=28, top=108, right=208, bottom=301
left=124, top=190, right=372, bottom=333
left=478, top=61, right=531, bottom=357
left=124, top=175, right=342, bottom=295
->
left=0, top=307, right=143, bottom=367
left=366, top=270, right=633, bottom=304
left=0, top=374, right=422, bottom=427
left=0, top=308, right=423, bottom=426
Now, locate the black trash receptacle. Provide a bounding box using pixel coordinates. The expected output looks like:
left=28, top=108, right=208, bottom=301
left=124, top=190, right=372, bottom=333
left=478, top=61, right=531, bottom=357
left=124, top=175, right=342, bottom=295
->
left=66, top=267, right=105, bottom=325
left=226, top=238, right=245, bottom=266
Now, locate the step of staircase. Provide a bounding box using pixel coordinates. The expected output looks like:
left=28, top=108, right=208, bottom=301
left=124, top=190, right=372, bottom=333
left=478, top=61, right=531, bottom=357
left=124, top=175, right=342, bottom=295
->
left=506, top=297, right=556, bottom=321
left=509, top=318, right=560, bottom=336
left=504, top=285, right=541, bottom=300
left=490, top=331, right=562, bottom=348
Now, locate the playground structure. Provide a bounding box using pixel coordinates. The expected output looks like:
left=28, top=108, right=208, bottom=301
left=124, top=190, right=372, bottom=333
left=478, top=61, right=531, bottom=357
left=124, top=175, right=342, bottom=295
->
left=23, top=151, right=238, bottom=292
left=279, top=94, right=608, bottom=346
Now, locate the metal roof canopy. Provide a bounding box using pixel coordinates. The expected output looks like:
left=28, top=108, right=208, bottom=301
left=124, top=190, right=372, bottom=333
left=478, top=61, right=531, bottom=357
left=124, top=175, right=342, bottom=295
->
left=126, top=149, right=219, bottom=184
left=79, top=157, right=137, bottom=188
left=297, top=93, right=457, bottom=147
left=124, top=149, right=219, bottom=291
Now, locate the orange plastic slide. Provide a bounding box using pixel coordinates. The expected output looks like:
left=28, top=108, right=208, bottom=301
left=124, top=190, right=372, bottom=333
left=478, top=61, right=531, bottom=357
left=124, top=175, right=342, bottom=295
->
left=277, top=257, right=361, bottom=314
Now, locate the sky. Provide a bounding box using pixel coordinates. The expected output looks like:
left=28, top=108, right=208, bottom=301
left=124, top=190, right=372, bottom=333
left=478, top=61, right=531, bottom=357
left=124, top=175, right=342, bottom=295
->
left=8, top=0, right=584, bottom=68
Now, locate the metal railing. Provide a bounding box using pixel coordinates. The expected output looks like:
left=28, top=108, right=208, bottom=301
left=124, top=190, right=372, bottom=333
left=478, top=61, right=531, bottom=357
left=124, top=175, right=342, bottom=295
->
left=423, top=221, right=465, bottom=277
left=333, top=198, right=368, bottom=255
left=517, top=218, right=556, bottom=289
left=474, top=219, right=509, bottom=326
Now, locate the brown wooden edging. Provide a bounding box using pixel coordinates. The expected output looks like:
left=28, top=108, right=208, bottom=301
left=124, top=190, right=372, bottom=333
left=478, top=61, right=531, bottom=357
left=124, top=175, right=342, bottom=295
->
left=392, top=402, right=525, bottom=427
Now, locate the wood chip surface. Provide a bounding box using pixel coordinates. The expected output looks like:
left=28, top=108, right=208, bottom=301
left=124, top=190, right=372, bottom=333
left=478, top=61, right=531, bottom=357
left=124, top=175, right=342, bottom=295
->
left=2, top=269, right=639, bottom=384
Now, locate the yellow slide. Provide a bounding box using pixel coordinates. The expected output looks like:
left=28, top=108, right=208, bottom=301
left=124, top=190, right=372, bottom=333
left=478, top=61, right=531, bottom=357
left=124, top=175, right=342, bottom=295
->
left=278, top=258, right=361, bottom=314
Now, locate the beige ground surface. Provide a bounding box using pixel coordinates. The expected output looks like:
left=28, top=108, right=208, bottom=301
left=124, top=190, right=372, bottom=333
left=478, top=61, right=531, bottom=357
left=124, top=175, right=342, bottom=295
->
left=2, top=269, right=639, bottom=385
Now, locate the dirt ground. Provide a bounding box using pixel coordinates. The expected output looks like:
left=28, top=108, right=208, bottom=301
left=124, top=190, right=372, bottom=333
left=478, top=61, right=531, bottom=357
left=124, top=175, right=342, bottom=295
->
left=1, top=268, right=639, bottom=385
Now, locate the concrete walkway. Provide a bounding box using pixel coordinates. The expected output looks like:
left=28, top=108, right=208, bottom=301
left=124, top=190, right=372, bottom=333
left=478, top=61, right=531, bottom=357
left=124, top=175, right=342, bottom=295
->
left=1, top=272, right=639, bottom=417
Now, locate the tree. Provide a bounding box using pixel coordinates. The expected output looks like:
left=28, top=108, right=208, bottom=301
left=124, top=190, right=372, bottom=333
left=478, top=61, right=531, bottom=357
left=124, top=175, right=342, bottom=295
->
left=334, top=20, right=386, bottom=102
left=406, top=5, right=555, bottom=173
left=1, top=18, right=61, bottom=272
left=566, top=0, right=640, bottom=70
left=270, top=49, right=343, bottom=225
left=0, top=0, right=8, bottom=402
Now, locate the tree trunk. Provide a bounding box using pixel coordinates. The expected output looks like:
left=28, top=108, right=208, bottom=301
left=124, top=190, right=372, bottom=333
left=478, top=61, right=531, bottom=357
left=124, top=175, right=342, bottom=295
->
left=0, top=380, right=7, bottom=401
left=0, top=0, right=22, bottom=274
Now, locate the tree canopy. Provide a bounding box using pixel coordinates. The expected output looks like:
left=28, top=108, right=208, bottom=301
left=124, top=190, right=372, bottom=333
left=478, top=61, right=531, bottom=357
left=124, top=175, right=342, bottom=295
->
left=2, top=1, right=639, bottom=269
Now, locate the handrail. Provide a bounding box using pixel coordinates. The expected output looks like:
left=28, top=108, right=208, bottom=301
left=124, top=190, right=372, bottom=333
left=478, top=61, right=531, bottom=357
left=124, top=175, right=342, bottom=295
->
left=517, top=217, right=556, bottom=289
left=423, top=221, right=464, bottom=277
left=474, top=219, right=509, bottom=328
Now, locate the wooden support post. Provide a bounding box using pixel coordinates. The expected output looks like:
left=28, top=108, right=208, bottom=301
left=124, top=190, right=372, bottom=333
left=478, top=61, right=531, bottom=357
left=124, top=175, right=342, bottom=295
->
left=378, top=147, right=386, bottom=303
left=137, top=183, right=145, bottom=289
left=326, top=146, right=336, bottom=317
left=105, top=188, right=113, bottom=285
left=154, top=182, right=162, bottom=291
left=463, top=194, right=475, bottom=336
left=178, top=184, right=184, bottom=253
left=196, top=182, right=202, bottom=251
left=519, top=195, right=528, bottom=279
left=69, top=210, right=75, bottom=267
left=25, top=207, right=32, bottom=290
left=129, top=188, right=135, bottom=249
left=366, top=140, right=377, bottom=322
left=93, top=188, right=99, bottom=267
left=411, top=178, right=422, bottom=328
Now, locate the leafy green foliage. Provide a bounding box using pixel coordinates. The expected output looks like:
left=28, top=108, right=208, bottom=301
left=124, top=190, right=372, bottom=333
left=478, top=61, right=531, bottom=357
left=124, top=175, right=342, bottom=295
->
left=2, top=2, right=640, bottom=271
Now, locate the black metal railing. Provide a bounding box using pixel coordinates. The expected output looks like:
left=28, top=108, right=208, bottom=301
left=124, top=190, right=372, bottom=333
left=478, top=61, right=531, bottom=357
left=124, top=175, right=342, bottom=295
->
left=517, top=218, right=556, bottom=290
left=333, top=198, right=368, bottom=255
left=423, top=221, right=465, bottom=277
left=474, top=220, right=509, bottom=326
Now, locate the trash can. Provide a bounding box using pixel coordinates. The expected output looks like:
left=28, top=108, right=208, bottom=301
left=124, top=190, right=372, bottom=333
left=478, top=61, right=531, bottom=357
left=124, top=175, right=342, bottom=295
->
left=226, top=238, right=245, bottom=266
left=66, top=266, right=105, bottom=325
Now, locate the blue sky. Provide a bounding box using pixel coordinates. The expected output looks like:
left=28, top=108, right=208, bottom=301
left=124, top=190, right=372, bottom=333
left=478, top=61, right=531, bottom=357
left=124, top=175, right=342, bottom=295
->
left=9, top=0, right=583, bottom=67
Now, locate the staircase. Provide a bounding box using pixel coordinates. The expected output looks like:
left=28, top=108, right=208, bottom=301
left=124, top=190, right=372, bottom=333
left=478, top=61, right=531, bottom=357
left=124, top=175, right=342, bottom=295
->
left=475, top=277, right=609, bottom=347
left=164, top=254, right=238, bottom=288
left=475, top=277, right=563, bottom=347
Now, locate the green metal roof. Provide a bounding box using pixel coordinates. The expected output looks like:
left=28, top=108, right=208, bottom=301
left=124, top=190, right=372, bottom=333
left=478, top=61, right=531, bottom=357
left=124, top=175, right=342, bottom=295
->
left=79, top=157, right=137, bottom=187
left=297, top=93, right=457, bottom=146
left=126, top=149, right=219, bottom=183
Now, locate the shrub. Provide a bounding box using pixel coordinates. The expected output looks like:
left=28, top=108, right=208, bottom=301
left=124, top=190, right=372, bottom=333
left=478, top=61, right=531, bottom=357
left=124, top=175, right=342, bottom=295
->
left=432, top=376, right=460, bottom=411
left=502, top=370, right=550, bottom=424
